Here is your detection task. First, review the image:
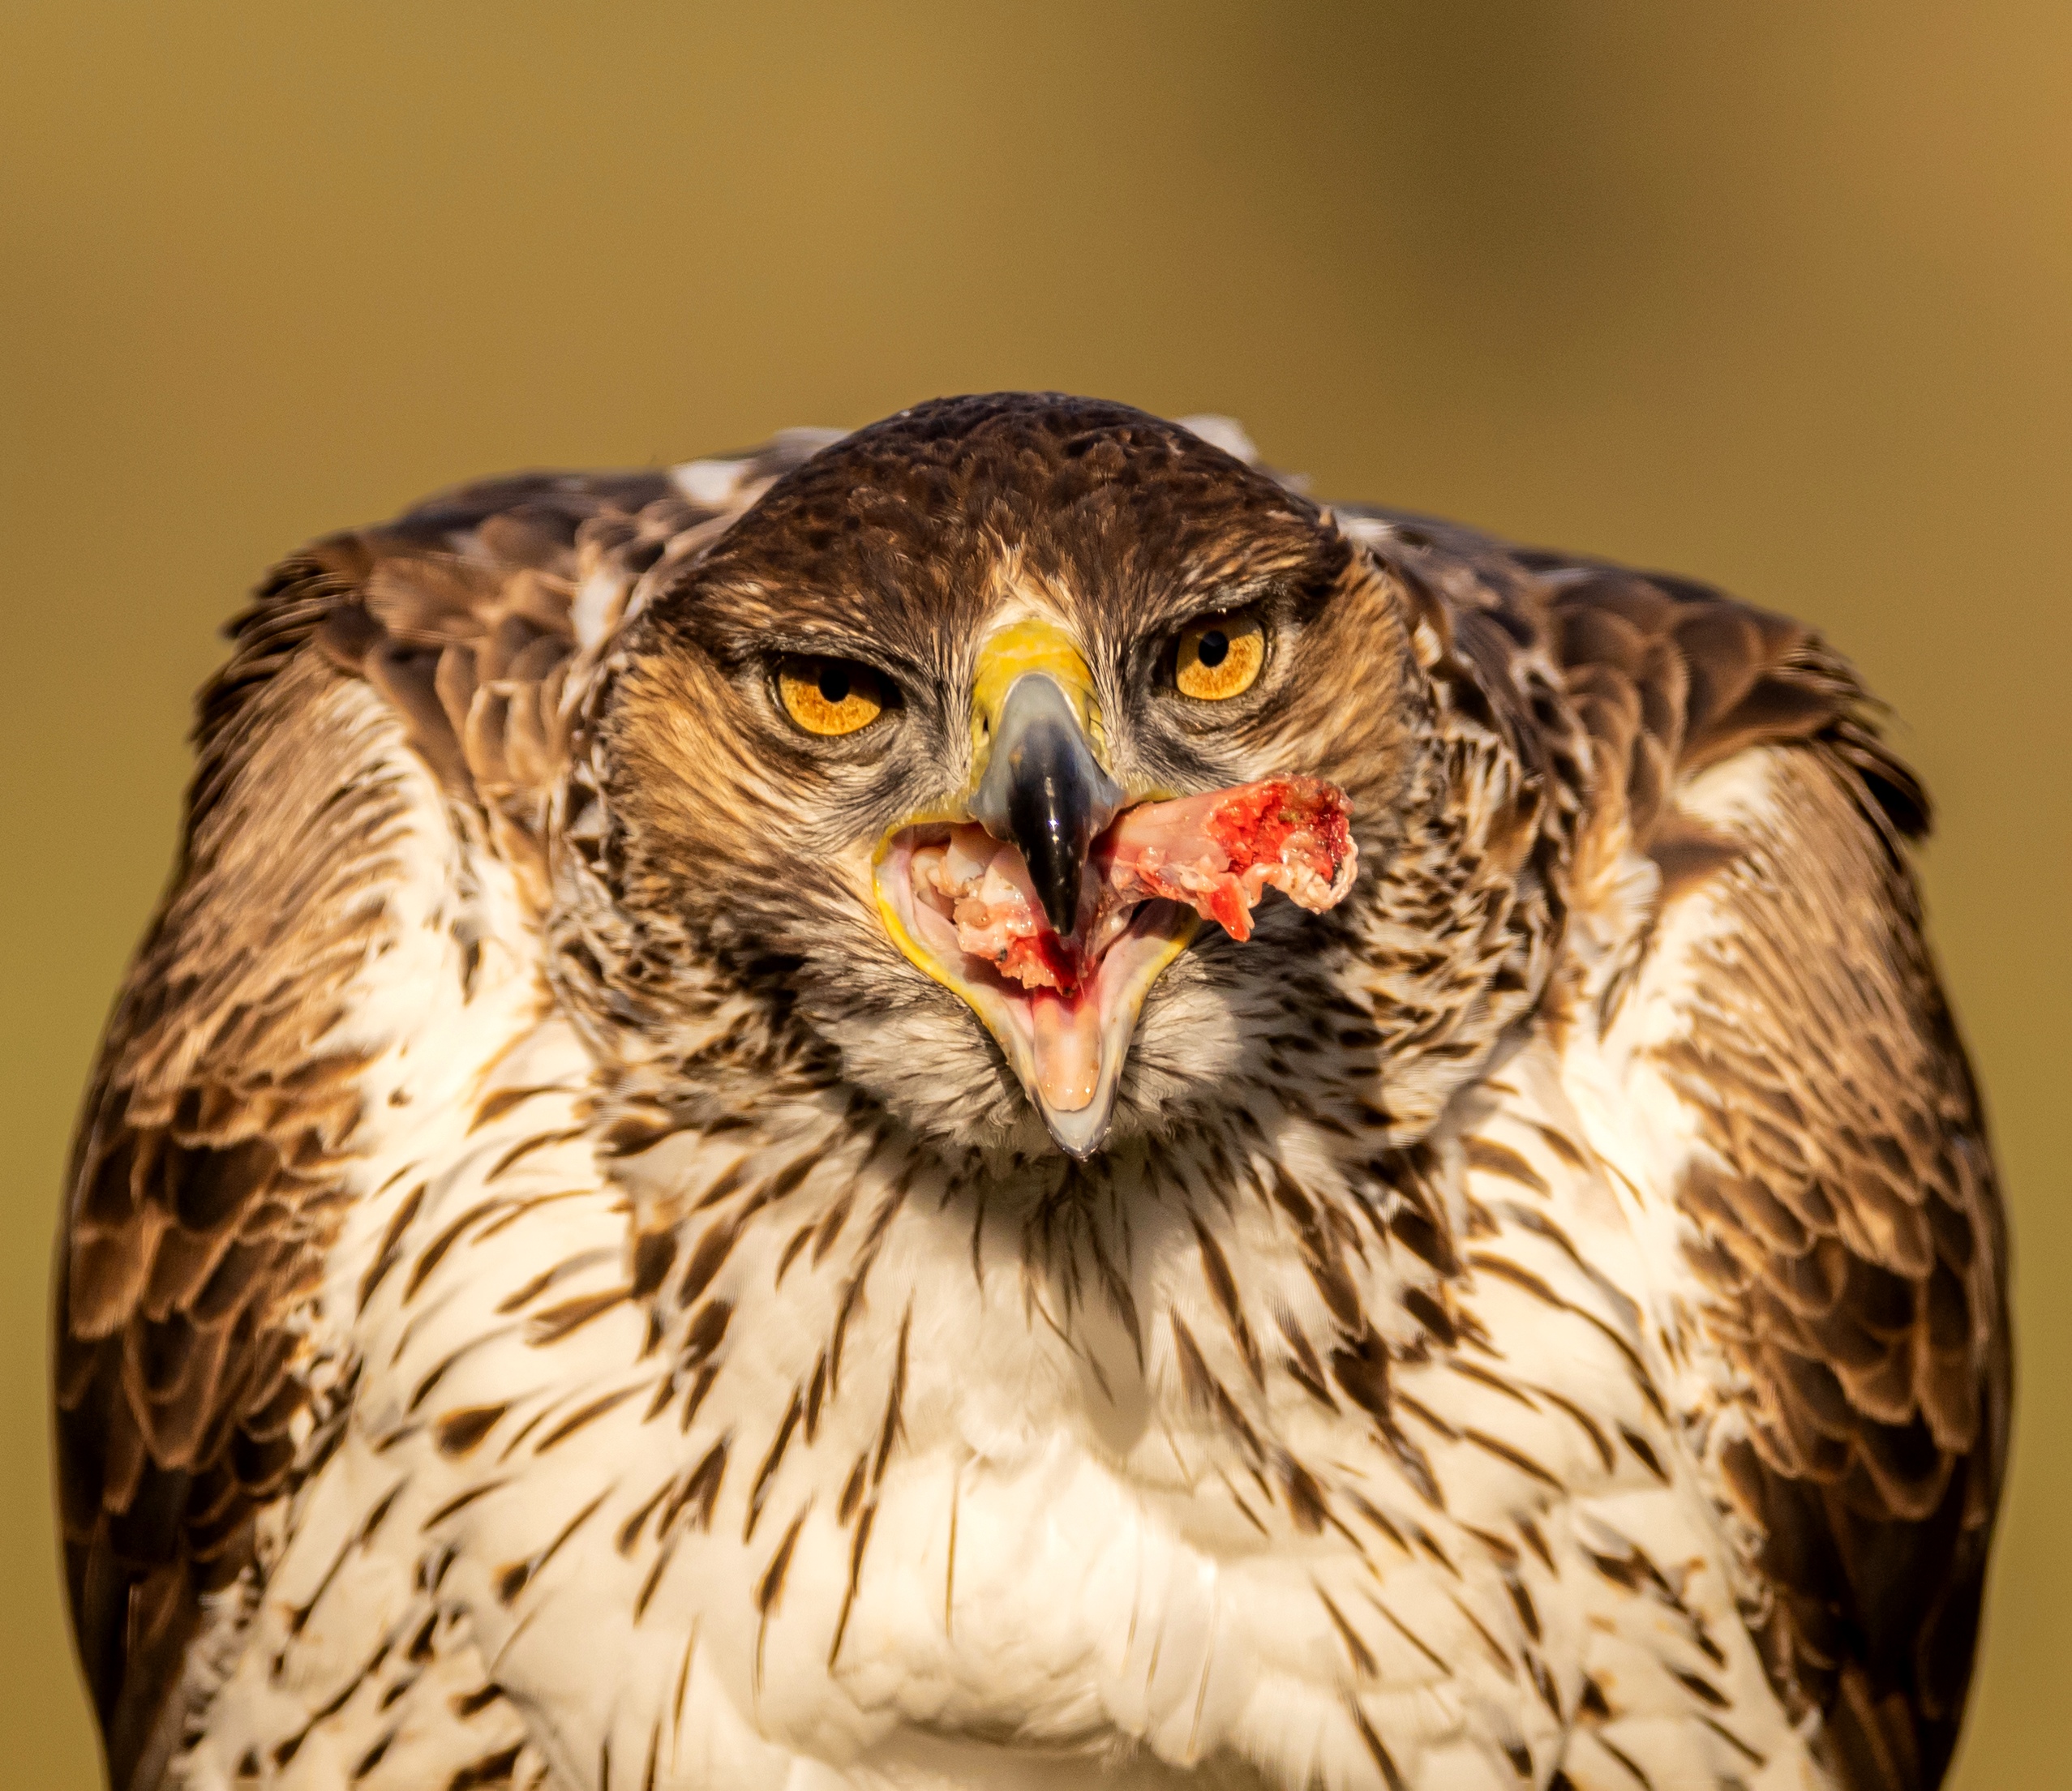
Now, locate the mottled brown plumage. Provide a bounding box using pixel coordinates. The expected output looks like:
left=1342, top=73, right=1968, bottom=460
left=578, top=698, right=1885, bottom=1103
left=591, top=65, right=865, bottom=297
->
left=1352, top=521, right=2003, bottom=1790
left=57, top=396, right=2005, bottom=1791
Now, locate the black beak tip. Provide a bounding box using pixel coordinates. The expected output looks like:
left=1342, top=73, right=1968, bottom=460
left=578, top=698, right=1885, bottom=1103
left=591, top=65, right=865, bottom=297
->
left=1028, top=832, right=1082, bottom=935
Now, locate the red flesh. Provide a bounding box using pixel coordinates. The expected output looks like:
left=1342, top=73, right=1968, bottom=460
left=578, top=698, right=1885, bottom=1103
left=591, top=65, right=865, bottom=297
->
left=1100, top=773, right=1356, bottom=945
left=911, top=776, right=1357, bottom=994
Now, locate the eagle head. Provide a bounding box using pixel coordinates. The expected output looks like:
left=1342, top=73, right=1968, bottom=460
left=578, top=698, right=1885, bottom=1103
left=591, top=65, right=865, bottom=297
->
left=556, top=394, right=1478, bottom=1165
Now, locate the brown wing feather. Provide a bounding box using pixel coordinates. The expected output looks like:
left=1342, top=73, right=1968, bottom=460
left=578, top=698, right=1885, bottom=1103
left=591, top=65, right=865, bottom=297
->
left=1337, top=503, right=1927, bottom=886
left=1349, top=504, right=2006, bottom=1788
left=57, top=644, right=415, bottom=1789
left=1496, top=545, right=2004, bottom=1790
left=1654, top=752, right=2006, bottom=1791
left=54, top=453, right=798, bottom=1786
left=304, top=448, right=833, bottom=893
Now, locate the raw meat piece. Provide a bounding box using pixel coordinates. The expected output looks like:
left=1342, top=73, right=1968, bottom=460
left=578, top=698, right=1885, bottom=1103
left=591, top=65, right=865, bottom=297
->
left=1097, top=775, right=1356, bottom=945
left=909, top=776, right=1356, bottom=993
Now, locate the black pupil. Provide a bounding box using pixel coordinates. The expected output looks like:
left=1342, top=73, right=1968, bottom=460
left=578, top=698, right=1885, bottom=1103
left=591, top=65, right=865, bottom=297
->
left=1197, top=630, right=1230, bottom=668
left=817, top=664, right=852, bottom=704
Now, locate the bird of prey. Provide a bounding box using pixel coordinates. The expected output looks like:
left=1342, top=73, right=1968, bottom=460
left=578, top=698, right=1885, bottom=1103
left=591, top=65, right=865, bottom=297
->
left=56, top=395, right=2007, bottom=1791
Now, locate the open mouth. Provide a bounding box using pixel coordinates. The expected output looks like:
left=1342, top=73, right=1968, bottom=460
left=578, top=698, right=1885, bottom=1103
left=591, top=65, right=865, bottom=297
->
left=875, top=777, right=1357, bottom=1156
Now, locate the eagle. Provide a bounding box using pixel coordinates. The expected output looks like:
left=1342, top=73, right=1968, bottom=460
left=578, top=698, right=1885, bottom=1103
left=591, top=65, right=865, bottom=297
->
left=56, top=395, right=2007, bottom=1791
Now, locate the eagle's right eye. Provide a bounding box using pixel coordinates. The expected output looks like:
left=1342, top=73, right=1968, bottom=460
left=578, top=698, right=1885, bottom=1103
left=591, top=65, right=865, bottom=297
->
left=776, top=655, right=892, bottom=736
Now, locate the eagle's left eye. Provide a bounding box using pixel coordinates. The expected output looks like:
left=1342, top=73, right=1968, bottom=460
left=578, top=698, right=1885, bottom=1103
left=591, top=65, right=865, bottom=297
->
left=1173, top=615, right=1266, bottom=701
left=777, top=655, right=892, bottom=736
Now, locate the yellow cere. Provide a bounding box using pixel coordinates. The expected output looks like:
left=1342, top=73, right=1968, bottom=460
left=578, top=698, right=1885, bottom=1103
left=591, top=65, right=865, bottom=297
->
left=779, top=655, right=887, bottom=736
left=969, top=617, right=1105, bottom=753
left=1174, top=615, right=1265, bottom=701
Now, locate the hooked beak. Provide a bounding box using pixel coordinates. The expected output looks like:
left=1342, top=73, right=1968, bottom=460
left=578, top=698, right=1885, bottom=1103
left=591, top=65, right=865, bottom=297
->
left=970, top=657, right=1125, bottom=932
left=873, top=619, right=1192, bottom=1159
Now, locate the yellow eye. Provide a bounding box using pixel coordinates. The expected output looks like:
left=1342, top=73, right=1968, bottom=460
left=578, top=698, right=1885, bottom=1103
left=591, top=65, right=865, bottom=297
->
left=1173, top=615, right=1266, bottom=701
left=777, top=656, right=890, bottom=736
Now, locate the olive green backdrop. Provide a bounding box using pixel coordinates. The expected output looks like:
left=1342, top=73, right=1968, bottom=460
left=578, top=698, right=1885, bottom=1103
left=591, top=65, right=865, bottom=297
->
left=3, top=3, right=2066, bottom=1782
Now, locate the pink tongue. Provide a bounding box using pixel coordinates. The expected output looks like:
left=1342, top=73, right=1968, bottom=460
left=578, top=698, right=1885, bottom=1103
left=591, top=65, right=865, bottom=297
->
left=1030, top=989, right=1101, bottom=1109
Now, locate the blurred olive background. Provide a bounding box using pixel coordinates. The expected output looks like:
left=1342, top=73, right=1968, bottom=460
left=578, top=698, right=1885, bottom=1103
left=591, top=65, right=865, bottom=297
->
left=4, top=2, right=2066, bottom=1782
